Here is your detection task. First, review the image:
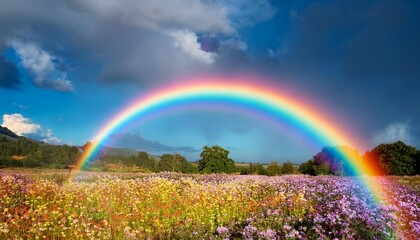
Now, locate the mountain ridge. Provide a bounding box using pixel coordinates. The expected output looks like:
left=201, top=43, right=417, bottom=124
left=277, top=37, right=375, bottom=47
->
left=0, top=125, right=19, bottom=139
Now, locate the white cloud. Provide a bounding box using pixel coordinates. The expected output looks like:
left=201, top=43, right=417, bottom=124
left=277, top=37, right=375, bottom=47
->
left=373, top=121, right=416, bottom=145
left=41, top=129, right=62, bottom=144
left=1, top=113, right=62, bottom=144
left=71, top=0, right=234, bottom=34
left=7, top=39, right=74, bottom=92
left=69, top=0, right=276, bottom=34
left=170, top=30, right=216, bottom=64
left=2, top=113, right=41, bottom=136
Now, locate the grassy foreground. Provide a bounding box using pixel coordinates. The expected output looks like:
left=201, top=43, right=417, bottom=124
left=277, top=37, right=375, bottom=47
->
left=0, top=169, right=419, bottom=239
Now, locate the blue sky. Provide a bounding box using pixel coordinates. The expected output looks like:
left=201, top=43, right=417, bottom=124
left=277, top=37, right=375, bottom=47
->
left=1, top=0, right=419, bottom=163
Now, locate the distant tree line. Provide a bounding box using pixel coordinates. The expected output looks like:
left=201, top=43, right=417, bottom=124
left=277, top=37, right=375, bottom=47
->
left=0, top=136, right=79, bottom=168
left=92, top=151, right=198, bottom=173
left=299, top=141, right=420, bottom=176
left=2, top=134, right=417, bottom=176
left=0, top=137, right=298, bottom=175
left=197, top=145, right=296, bottom=175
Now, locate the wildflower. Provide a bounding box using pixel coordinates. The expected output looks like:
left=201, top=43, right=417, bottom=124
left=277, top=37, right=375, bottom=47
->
left=258, top=228, right=276, bottom=239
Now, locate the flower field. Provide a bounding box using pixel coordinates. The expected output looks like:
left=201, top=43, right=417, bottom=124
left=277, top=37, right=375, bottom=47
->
left=1, top=171, right=419, bottom=239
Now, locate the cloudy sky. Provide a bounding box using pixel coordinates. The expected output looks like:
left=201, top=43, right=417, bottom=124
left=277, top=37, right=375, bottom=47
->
left=1, top=0, right=419, bottom=163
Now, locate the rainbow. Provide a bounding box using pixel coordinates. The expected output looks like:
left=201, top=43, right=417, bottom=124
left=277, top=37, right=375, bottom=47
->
left=74, top=75, right=385, bottom=202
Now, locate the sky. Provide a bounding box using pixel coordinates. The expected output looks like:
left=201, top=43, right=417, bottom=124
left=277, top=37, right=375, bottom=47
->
left=1, top=0, right=419, bottom=163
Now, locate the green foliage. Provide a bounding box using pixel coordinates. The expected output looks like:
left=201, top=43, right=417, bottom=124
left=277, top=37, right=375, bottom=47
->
left=158, top=153, right=196, bottom=173
left=0, top=136, right=80, bottom=168
left=100, top=154, right=135, bottom=167
left=249, top=163, right=267, bottom=175
left=89, top=160, right=109, bottom=171
left=136, top=151, right=156, bottom=171
left=158, top=154, right=178, bottom=172
left=363, top=141, right=418, bottom=176
left=282, top=161, right=295, bottom=175
left=198, top=146, right=235, bottom=173
left=299, top=159, right=316, bottom=175
left=266, top=161, right=282, bottom=176
left=313, top=163, right=330, bottom=175
left=238, top=166, right=250, bottom=175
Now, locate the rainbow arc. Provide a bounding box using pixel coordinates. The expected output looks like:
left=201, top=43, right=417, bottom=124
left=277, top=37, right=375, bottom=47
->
left=74, top=76, right=385, bottom=203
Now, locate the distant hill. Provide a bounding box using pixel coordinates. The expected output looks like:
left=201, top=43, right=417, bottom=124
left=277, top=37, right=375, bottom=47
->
left=0, top=127, right=163, bottom=168
left=101, top=146, right=161, bottom=160
left=0, top=125, right=19, bottom=139
left=101, top=147, right=140, bottom=156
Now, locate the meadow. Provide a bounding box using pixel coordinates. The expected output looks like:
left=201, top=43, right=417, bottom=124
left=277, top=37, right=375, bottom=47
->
left=0, top=170, right=419, bottom=239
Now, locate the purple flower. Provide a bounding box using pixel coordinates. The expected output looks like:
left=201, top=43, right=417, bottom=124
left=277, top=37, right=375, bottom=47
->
left=258, top=228, right=276, bottom=239
left=216, top=226, right=229, bottom=235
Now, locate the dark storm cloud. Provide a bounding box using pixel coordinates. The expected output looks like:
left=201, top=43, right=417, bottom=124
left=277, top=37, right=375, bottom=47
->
left=261, top=0, right=420, bottom=148
left=0, top=0, right=277, bottom=88
left=108, top=132, right=198, bottom=153
left=0, top=55, right=20, bottom=89
left=287, top=0, right=419, bottom=82
left=341, top=0, right=420, bottom=79
left=1, top=0, right=418, bottom=149
left=0, top=0, right=215, bottom=87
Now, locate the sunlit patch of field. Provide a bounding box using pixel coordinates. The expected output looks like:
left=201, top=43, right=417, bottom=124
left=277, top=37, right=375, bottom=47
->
left=0, top=169, right=419, bottom=239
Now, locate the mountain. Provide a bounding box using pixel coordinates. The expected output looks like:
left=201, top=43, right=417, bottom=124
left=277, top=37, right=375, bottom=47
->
left=101, top=147, right=140, bottom=156
left=101, top=146, right=161, bottom=160
left=0, top=125, right=19, bottom=139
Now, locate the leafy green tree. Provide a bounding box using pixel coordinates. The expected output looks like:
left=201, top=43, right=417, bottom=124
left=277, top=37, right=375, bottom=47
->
left=314, top=146, right=360, bottom=176
left=136, top=151, right=156, bottom=171
left=313, top=163, right=330, bottom=175
left=267, top=161, right=282, bottom=176
left=249, top=163, right=267, bottom=175
left=299, top=159, right=316, bottom=175
left=158, top=154, right=176, bottom=172
left=181, top=160, right=197, bottom=174
left=281, top=161, right=295, bottom=174
left=238, top=166, right=250, bottom=175
left=158, top=153, right=194, bottom=173
left=198, top=146, right=235, bottom=173
left=0, top=135, right=79, bottom=168
left=363, top=141, right=417, bottom=176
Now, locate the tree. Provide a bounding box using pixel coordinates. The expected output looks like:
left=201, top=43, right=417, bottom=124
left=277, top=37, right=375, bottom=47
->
left=314, top=146, right=360, bottom=176
left=282, top=161, right=295, bottom=175
left=248, top=163, right=267, bottom=175
left=158, top=153, right=194, bottom=173
left=181, top=159, right=197, bottom=174
left=239, top=166, right=250, bottom=175
left=313, top=163, right=330, bottom=175
left=198, top=146, right=235, bottom=173
left=158, top=153, right=179, bottom=172
left=266, top=161, right=282, bottom=176
left=363, top=141, right=417, bottom=176
left=299, top=159, right=316, bottom=175
left=136, top=151, right=156, bottom=171
left=0, top=135, right=79, bottom=168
